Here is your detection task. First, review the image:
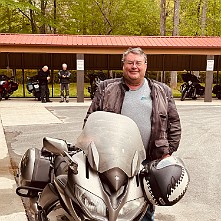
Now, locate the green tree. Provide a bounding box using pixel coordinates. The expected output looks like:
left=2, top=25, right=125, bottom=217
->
left=1, top=0, right=221, bottom=36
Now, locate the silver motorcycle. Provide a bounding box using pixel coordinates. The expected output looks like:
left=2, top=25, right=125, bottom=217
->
left=16, top=111, right=190, bottom=221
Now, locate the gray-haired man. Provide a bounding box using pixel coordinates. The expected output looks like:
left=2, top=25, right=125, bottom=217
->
left=84, top=47, right=181, bottom=221
left=58, top=63, right=71, bottom=103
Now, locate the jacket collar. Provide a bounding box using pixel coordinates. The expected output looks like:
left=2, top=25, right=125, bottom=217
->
left=121, top=77, right=153, bottom=91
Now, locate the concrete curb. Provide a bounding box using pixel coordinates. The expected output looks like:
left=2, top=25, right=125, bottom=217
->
left=0, top=115, right=28, bottom=221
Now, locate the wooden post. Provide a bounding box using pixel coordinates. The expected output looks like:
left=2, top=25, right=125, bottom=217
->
left=204, top=55, right=214, bottom=102
left=50, top=54, right=54, bottom=98
left=21, top=53, right=25, bottom=98
left=76, top=53, right=84, bottom=102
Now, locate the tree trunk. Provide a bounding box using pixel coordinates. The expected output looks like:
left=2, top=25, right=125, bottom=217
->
left=212, top=0, right=216, bottom=35
left=156, top=72, right=160, bottom=81
left=170, top=71, right=178, bottom=89
left=160, top=0, right=166, bottom=36
left=40, top=0, right=47, bottom=34
left=29, top=0, right=37, bottom=33
left=6, top=7, right=12, bottom=32
left=159, top=1, right=166, bottom=83
left=170, top=0, right=180, bottom=89
left=95, top=0, right=112, bottom=35
left=53, top=0, right=57, bottom=34
left=201, top=0, right=208, bottom=36
left=173, top=0, right=180, bottom=36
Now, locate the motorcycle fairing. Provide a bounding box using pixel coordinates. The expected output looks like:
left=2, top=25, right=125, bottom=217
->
left=57, top=151, right=148, bottom=221
left=76, top=111, right=146, bottom=178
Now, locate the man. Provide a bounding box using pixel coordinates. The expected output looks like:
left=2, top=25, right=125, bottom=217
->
left=84, top=47, right=181, bottom=221
left=38, top=65, right=51, bottom=103
left=58, top=63, right=71, bottom=103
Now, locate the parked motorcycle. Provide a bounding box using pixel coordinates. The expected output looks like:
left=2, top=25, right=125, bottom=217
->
left=26, top=75, right=41, bottom=101
left=88, top=72, right=107, bottom=99
left=16, top=112, right=190, bottom=221
left=212, top=84, right=221, bottom=99
left=180, top=72, right=205, bottom=101
left=0, top=74, right=18, bottom=101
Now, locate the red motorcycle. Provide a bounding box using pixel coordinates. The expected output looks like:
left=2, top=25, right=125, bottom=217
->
left=0, top=74, right=18, bottom=101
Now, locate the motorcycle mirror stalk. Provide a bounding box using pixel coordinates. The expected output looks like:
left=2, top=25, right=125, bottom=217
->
left=43, top=137, right=78, bottom=174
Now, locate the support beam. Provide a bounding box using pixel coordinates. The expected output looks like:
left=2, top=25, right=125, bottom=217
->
left=50, top=54, right=54, bottom=98
left=76, top=53, right=84, bottom=102
left=21, top=53, right=25, bottom=97
left=204, top=55, right=214, bottom=102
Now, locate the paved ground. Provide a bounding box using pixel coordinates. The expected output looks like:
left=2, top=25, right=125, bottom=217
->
left=1, top=98, right=221, bottom=220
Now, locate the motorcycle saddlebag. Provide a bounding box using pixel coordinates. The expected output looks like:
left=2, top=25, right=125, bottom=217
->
left=26, top=82, right=34, bottom=92
left=195, top=84, right=205, bottom=95
left=18, top=148, right=51, bottom=190
left=10, top=82, right=18, bottom=91
left=212, top=84, right=221, bottom=94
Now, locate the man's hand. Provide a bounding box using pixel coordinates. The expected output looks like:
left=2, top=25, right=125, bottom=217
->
left=47, top=76, right=50, bottom=81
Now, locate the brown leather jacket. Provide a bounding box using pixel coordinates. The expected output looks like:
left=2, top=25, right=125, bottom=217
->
left=84, top=77, right=181, bottom=160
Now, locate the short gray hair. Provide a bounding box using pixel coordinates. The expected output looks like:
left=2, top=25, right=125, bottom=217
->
left=42, top=65, right=49, bottom=71
left=122, top=47, right=147, bottom=64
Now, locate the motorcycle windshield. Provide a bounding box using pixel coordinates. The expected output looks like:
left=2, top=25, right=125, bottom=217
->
left=181, top=73, right=200, bottom=83
left=76, top=111, right=146, bottom=177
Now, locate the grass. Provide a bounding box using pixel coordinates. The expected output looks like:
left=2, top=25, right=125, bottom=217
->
left=172, top=83, right=182, bottom=98
left=11, top=82, right=217, bottom=98
left=12, top=83, right=91, bottom=97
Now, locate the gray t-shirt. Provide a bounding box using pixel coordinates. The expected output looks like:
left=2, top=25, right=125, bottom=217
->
left=121, top=79, right=152, bottom=150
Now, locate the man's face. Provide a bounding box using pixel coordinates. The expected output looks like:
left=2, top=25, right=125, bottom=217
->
left=62, top=65, right=67, bottom=70
left=42, top=66, right=48, bottom=72
left=123, top=53, right=147, bottom=86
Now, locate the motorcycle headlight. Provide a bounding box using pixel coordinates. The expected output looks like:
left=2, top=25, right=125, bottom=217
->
left=75, top=185, right=107, bottom=220
left=118, top=197, right=146, bottom=219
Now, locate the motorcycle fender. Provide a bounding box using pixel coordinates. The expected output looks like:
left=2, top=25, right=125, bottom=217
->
left=38, top=183, right=59, bottom=213
left=54, top=175, right=81, bottom=221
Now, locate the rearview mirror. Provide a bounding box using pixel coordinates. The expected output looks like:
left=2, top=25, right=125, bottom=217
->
left=43, top=137, right=68, bottom=155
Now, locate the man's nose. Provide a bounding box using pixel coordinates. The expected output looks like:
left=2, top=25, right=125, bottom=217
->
left=131, top=63, right=138, bottom=68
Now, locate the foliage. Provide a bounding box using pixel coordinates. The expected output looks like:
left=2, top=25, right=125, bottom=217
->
left=0, top=0, right=221, bottom=36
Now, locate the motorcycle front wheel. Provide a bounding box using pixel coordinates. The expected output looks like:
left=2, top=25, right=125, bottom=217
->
left=181, top=89, right=188, bottom=101
left=4, top=95, right=9, bottom=100
left=191, top=88, right=197, bottom=100
left=35, top=210, right=48, bottom=221
left=37, top=205, right=71, bottom=221
left=35, top=91, right=41, bottom=101
left=217, top=93, right=221, bottom=99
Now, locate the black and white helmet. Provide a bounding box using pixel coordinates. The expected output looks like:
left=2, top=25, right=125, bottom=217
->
left=142, top=156, right=190, bottom=206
